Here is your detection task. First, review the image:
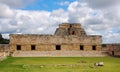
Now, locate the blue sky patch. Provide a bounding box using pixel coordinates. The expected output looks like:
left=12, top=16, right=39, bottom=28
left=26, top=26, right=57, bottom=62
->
left=21, top=0, right=75, bottom=11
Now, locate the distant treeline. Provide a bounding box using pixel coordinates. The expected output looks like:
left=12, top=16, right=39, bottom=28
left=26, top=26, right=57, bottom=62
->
left=0, top=34, right=9, bottom=44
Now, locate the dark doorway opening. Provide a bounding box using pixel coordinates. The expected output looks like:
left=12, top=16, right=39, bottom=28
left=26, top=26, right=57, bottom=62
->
left=31, top=45, right=36, bottom=50
left=56, top=45, right=61, bottom=50
left=16, top=45, right=21, bottom=50
left=92, top=45, right=96, bottom=50
left=72, top=31, right=75, bottom=35
left=80, top=45, right=84, bottom=50
left=112, top=51, right=114, bottom=56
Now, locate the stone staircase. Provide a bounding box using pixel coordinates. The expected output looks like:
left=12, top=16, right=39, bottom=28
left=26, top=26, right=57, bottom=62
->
left=12, top=51, right=109, bottom=57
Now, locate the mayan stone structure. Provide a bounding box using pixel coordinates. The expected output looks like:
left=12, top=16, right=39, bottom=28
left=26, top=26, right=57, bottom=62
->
left=55, top=23, right=86, bottom=36
left=102, top=44, right=120, bottom=56
left=9, top=23, right=107, bottom=57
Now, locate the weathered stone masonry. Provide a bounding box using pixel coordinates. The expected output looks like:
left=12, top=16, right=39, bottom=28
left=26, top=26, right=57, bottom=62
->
left=10, top=35, right=102, bottom=51
left=102, top=44, right=120, bottom=56
left=9, top=23, right=105, bottom=57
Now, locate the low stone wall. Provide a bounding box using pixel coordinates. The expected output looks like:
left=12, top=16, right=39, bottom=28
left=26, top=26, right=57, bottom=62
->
left=0, top=52, right=7, bottom=61
left=12, top=51, right=109, bottom=57
left=105, top=44, right=120, bottom=56
left=0, top=44, right=9, bottom=52
left=0, top=44, right=10, bottom=59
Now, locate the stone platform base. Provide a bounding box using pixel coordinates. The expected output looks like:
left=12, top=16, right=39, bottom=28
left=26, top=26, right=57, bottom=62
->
left=12, top=51, right=109, bottom=57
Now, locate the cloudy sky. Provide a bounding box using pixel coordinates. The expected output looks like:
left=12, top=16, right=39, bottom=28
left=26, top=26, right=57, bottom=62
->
left=0, top=0, right=120, bottom=43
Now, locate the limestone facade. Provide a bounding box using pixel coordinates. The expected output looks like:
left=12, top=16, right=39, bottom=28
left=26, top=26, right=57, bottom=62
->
left=9, top=23, right=103, bottom=57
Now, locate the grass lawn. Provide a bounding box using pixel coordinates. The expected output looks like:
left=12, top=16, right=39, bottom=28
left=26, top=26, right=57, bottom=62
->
left=0, top=57, right=120, bottom=72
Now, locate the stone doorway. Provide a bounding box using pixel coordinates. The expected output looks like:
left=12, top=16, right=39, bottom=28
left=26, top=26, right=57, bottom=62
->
left=112, top=51, right=114, bottom=56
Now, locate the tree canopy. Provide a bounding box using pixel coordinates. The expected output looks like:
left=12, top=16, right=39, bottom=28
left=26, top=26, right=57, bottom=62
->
left=0, top=34, right=9, bottom=44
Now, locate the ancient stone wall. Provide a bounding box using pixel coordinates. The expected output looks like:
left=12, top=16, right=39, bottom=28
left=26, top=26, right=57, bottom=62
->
left=12, top=51, right=109, bottom=57
left=106, top=44, right=120, bottom=56
left=0, top=44, right=9, bottom=59
left=9, top=23, right=103, bottom=57
left=0, top=44, right=9, bottom=52
left=10, top=35, right=102, bottom=44
left=10, top=34, right=102, bottom=52
left=55, top=23, right=86, bottom=36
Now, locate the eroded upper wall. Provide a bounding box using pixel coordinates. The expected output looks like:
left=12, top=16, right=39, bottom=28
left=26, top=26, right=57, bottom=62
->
left=59, top=23, right=81, bottom=29
left=54, top=23, right=87, bottom=36
left=59, top=23, right=70, bottom=29
left=10, top=34, right=102, bottom=45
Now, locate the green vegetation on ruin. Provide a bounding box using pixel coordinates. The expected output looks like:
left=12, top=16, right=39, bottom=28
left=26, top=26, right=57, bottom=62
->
left=0, top=57, right=120, bottom=72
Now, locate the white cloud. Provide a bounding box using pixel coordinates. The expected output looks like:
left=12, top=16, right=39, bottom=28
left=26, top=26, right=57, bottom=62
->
left=0, top=6, right=68, bottom=36
left=67, top=0, right=120, bottom=43
left=0, top=4, right=14, bottom=18
left=58, top=1, right=70, bottom=6
left=2, top=34, right=9, bottom=39
left=0, top=0, right=34, bottom=8
left=82, top=0, right=120, bottom=9
left=0, top=0, right=120, bottom=43
left=103, top=31, right=120, bottom=43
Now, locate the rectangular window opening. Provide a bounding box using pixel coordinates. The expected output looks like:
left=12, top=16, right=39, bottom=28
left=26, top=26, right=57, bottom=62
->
left=92, top=45, right=96, bottom=50
left=31, top=45, right=36, bottom=50
left=56, top=45, right=61, bottom=50
left=80, top=45, right=84, bottom=50
left=16, top=45, right=21, bottom=50
left=102, top=44, right=107, bottom=48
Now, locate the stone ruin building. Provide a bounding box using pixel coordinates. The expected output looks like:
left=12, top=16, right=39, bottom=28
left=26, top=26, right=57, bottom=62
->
left=0, top=23, right=120, bottom=57
left=9, top=23, right=105, bottom=57
left=102, top=44, right=120, bottom=57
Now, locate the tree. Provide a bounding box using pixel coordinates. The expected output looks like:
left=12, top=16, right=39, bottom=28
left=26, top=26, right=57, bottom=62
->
left=0, top=34, right=9, bottom=44
left=0, top=34, right=4, bottom=43
left=0, top=34, right=3, bottom=40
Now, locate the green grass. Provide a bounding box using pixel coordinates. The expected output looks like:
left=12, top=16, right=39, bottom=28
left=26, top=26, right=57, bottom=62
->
left=0, top=57, right=120, bottom=72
